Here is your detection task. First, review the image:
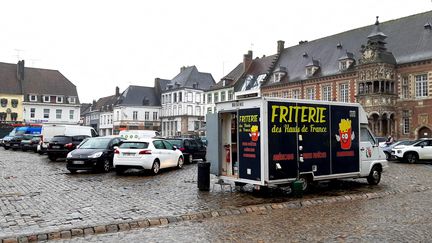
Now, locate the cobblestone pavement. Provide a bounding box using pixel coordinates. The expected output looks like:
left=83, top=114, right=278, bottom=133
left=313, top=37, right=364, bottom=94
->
left=65, top=188, right=432, bottom=242
left=1, top=148, right=432, bottom=241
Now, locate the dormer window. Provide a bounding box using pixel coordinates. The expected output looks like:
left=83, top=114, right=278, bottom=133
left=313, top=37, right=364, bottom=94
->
left=11, top=99, right=18, bottom=108
left=0, top=98, right=7, bottom=107
left=338, top=51, right=355, bottom=71
left=43, top=95, right=50, bottom=103
left=271, top=66, right=287, bottom=83
left=339, top=61, right=347, bottom=70
left=305, top=59, right=320, bottom=77
left=29, top=94, right=37, bottom=102
left=68, top=97, right=76, bottom=104
left=56, top=96, right=63, bottom=103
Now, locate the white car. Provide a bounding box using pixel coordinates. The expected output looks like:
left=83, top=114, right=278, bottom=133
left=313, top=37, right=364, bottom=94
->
left=113, top=138, right=184, bottom=175
left=391, top=138, right=432, bottom=163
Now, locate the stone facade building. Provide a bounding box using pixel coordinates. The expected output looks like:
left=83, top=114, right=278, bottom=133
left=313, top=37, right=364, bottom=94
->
left=160, top=66, right=215, bottom=137
left=255, top=11, right=432, bottom=140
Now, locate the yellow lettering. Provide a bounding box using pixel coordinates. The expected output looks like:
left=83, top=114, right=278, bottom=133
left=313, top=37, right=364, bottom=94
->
left=280, top=106, right=288, bottom=123
left=301, top=106, right=308, bottom=122
left=271, top=106, right=279, bottom=123
left=308, top=107, right=316, bottom=123
left=318, top=108, right=326, bottom=123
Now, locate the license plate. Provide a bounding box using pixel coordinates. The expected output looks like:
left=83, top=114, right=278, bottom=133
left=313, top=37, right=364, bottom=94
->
left=13, top=144, right=19, bottom=147
left=73, top=161, right=84, bottom=165
left=122, top=152, right=135, bottom=156
left=52, top=146, right=60, bottom=149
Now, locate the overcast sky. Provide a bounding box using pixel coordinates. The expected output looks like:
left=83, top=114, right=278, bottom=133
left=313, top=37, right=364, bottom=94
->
left=1, top=0, right=431, bottom=103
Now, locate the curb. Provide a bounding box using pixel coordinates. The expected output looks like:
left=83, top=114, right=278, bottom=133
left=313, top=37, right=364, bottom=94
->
left=1, top=185, right=431, bottom=242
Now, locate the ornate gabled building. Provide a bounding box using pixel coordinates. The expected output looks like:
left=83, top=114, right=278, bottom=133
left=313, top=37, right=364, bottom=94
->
left=257, top=11, right=432, bottom=140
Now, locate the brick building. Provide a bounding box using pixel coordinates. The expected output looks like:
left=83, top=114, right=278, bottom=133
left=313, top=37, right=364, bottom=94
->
left=255, top=11, right=432, bottom=140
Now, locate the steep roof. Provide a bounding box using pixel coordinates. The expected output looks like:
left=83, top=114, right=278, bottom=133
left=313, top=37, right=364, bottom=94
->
left=0, top=62, right=22, bottom=94
left=263, top=10, right=432, bottom=87
left=22, top=68, right=78, bottom=97
left=95, top=95, right=118, bottom=111
left=0, top=61, right=79, bottom=101
left=164, top=66, right=215, bottom=91
left=80, top=103, right=92, bottom=116
left=117, top=85, right=160, bottom=106
left=208, top=63, right=244, bottom=91
left=234, top=55, right=276, bottom=91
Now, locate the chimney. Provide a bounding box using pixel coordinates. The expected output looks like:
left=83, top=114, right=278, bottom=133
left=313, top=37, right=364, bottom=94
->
left=92, top=99, right=96, bottom=107
left=277, top=40, right=285, bottom=54
left=180, top=66, right=187, bottom=72
left=16, top=60, right=25, bottom=81
left=115, top=86, right=120, bottom=96
left=243, top=50, right=253, bottom=71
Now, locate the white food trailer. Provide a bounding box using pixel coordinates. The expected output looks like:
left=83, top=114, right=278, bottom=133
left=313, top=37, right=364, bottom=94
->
left=206, top=97, right=388, bottom=190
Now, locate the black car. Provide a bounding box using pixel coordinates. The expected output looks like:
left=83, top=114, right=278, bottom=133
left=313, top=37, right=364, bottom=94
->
left=66, top=136, right=123, bottom=174
left=47, top=135, right=90, bottom=161
left=165, top=138, right=206, bottom=163
left=7, top=134, right=25, bottom=150
left=21, top=134, right=42, bottom=152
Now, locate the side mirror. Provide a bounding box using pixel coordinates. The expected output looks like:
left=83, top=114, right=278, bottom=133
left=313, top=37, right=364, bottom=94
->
left=172, top=145, right=177, bottom=150
left=113, top=146, right=119, bottom=150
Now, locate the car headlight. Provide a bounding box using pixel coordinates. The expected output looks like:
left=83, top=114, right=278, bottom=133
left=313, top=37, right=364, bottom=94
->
left=67, top=152, right=73, bottom=158
left=88, top=152, right=103, bottom=158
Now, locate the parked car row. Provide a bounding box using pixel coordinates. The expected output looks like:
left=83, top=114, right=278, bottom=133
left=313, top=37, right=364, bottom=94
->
left=1, top=129, right=207, bottom=176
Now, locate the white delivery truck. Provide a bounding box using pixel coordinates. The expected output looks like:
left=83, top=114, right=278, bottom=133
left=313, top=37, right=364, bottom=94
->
left=206, top=97, right=388, bottom=191
left=38, top=124, right=98, bottom=154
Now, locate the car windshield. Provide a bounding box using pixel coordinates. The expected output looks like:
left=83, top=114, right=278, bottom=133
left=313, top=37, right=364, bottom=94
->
left=119, top=142, right=149, bottom=149
left=78, top=138, right=111, bottom=149
left=23, top=134, right=34, bottom=140
left=165, top=139, right=182, bottom=147
left=397, top=140, right=415, bottom=146
left=51, top=136, right=72, bottom=143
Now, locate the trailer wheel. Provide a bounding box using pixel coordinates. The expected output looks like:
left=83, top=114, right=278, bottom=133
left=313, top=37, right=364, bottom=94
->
left=234, top=182, right=246, bottom=191
left=299, top=176, right=310, bottom=192
left=367, top=165, right=381, bottom=185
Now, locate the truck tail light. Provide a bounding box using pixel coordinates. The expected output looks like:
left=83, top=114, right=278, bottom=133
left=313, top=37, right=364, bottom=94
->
left=139, top=150, right=152, bottom=155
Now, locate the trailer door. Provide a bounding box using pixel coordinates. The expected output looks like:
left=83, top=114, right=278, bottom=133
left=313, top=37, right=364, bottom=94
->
left=238, top=108, right=261, bottom=181
left=206, top=113, right=221, bottom=176
left=330, top=106, right=360, bottom=174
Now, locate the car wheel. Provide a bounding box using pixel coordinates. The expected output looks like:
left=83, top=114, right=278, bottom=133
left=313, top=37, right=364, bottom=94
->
left=151, top=160, right=160, bottom=175
left=68, top=169, right=77, bottom=174
left=48, top=155, right=57, bottom=162
left=101, top=159, right=111, bottom=173
left=367, top=165, right=381, bottom=185
left=177, top=157, right=184, bottom=169
left=4, top=147, right=9, bottom=150
left=405, top=152, right=418, bottom=164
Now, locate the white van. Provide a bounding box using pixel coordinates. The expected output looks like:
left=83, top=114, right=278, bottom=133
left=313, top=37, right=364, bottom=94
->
left=119, top=130, right=161, bottom=140
left=37, top=124, right=98, bottom=154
